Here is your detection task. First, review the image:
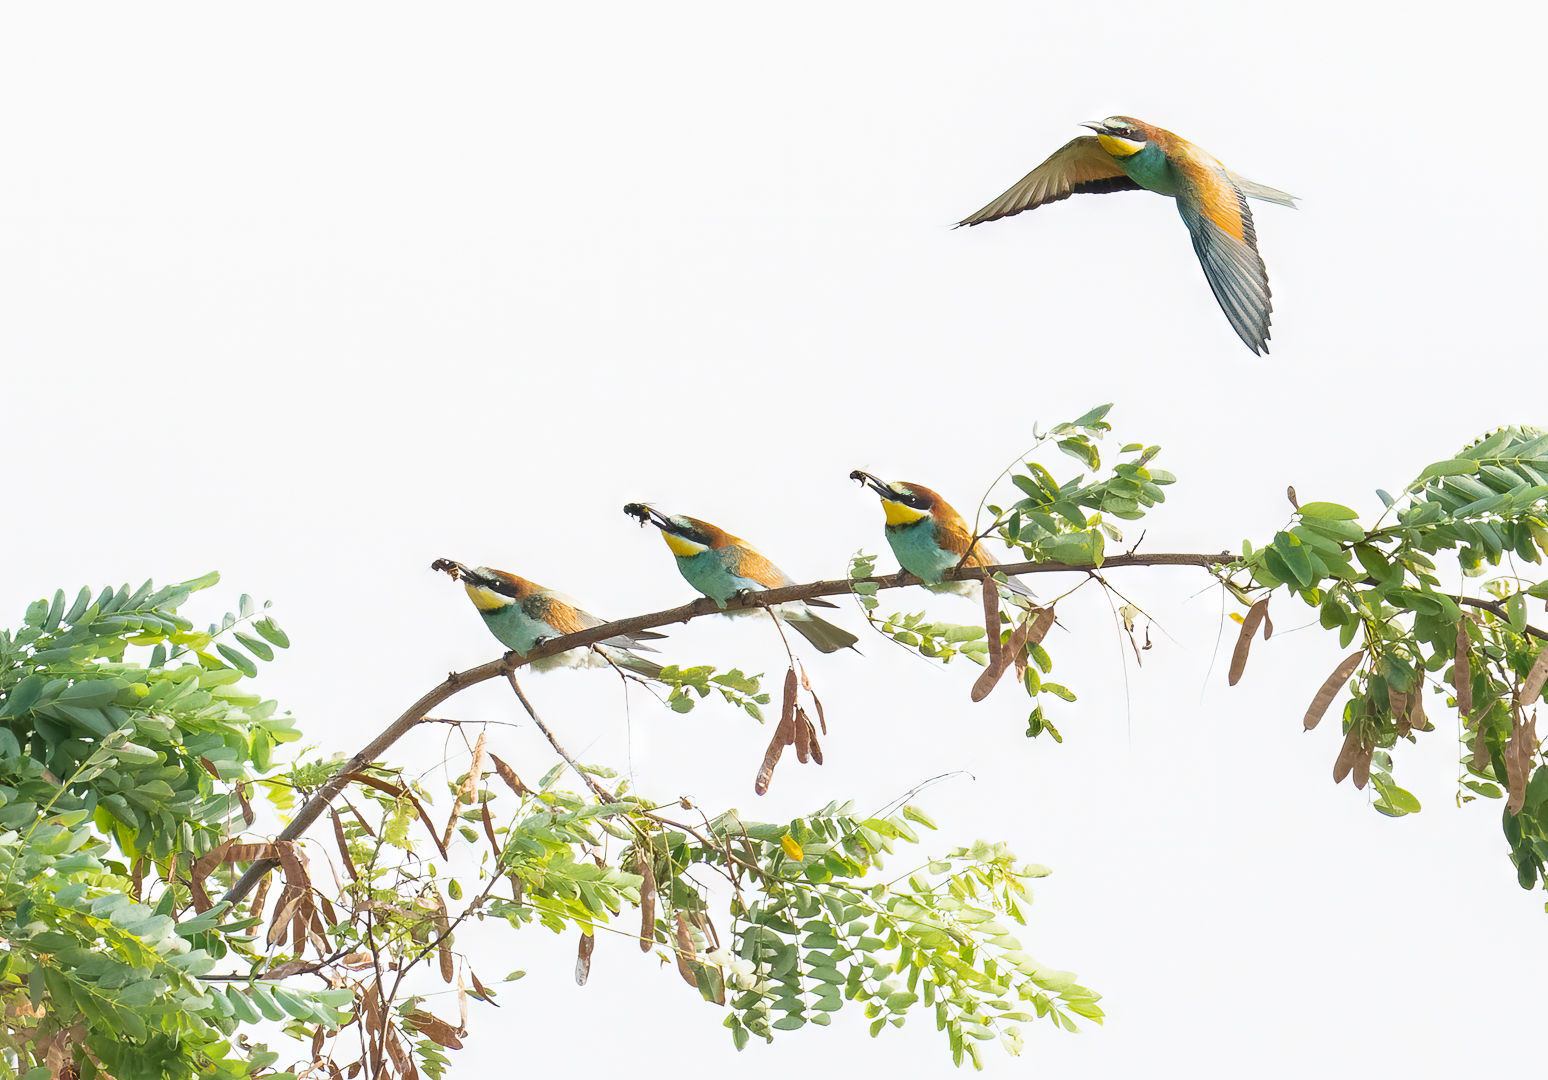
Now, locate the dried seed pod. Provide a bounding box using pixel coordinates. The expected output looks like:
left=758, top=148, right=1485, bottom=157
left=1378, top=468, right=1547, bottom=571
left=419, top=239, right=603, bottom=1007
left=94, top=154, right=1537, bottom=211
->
left=1304, top=652, right=1363, bottom=731
left=1228, top=598, right=1271, bottom=686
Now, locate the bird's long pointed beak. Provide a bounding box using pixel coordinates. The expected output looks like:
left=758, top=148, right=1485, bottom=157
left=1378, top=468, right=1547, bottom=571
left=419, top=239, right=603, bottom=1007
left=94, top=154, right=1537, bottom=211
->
left=623, top=503, right=674, bottom=531
left=848, top=470, right=890, bottom=499
left=1079, top=120, right=1106, bottom=133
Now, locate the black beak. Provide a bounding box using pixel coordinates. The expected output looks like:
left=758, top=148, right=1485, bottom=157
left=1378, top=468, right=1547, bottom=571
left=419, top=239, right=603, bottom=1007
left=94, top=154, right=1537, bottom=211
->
left=623, top=503, right=674, bottom=531
left=849, top=470, right=891, bottom=499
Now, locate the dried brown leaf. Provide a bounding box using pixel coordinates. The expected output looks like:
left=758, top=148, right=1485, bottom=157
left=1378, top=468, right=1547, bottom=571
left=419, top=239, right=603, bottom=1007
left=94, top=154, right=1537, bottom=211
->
left=435, top=897, right=453, bottom=984
left=1262, top=612, right=1274, bottom=640
left=981, top=574, right=1003, bottom=670
left=489, top=754, right=534, bottom=798
left=188, top=839, right=235, bottom=913
left=1387, top=685, right=1411, bottom=726
left=1522, top=648, right=1548, bottom=708
left=627, top=849, right=654, bottom=950
left=384, top=1024, right=411, bottom=1075
left=465, top=733, right=488, bottom=799
left=236, top=780, right=255, bottom=826
left=799, top=667, right=827, bottom=734
left=479, top=800, right=500, bottom=858
left=226, top=842, right=279, bottom=864
left=276, top=840, right=312, bottom=892
left=1228, top=598, right=1271, bottom=686
left=755, top=707, right=796, bottom=796
left=793, top=707, right=811, bottom=764
left=1304, top=651, right=1363, bottom=731
left=1506, top=708, right=1538, bottom=815
left=805, top=716, right=823, bottom=765
left=343, top=773, right=448, bottom=860
left=409, top=1010, right=464, bottom=1050
left=267, top=885, right=302, bottom=949
left=343, top=799, right=377, bottom=839
left=1351, top=742, right=1374, bottom=789
left=673, top=911, right=698, bottom=988
left=249, top=869, right=271, bottom=921
left=780, top=667, right=798, bottom=735
left=469, top=969, right=492, bottom=1011
left=1456, top=618, right=1473, bottom=718
left=332, top=811, right=359, bottom=882
left=1409, top=688, right=1429, bottom=733
left=1333, top=726, right=1365, bottom=785
left=575, top=932, right=594, bottom=986
left=262, top=959, right=314, bottom=980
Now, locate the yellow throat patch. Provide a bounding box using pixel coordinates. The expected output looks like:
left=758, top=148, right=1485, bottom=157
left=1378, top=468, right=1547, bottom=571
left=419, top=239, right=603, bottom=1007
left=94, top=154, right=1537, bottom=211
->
left=1096, top=132, right=1145, bottom=158
left=464, top=583, right=510, bottom=612
left=882, top=500, right=929, bottom=526
left=663, top=532, right=709, bottom=557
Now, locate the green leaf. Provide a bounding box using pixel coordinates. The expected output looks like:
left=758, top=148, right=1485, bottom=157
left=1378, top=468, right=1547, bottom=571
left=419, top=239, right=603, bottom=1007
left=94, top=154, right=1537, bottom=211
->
left=1067, top=403, right=1112, bottom=430
left=1056, top=437, right=1099, bottom=472
left=252, top=617, right=291, bottom=649
left=1297, top=502, right=1359, bottom=521
left=1507, top=592, right=1527, bottom=633
left=235, top=632, right=274, bottom=662
left=1418, top=459, right=1481, bottom=482
left=216, top=643, right=258, bottom=678
left=1271, top=533, right=1314, bottom=588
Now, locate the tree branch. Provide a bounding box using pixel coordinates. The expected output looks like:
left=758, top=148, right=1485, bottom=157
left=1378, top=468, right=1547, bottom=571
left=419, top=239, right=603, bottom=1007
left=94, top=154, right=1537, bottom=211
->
left=1456, top=594, right=1548, bottom=644
left=220, top=551, right=1233, bottom=905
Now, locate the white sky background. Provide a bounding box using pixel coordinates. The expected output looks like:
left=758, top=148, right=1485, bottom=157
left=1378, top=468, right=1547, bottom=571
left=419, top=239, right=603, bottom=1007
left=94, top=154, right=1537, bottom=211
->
left=2, top=3, right=1545, bottom=1075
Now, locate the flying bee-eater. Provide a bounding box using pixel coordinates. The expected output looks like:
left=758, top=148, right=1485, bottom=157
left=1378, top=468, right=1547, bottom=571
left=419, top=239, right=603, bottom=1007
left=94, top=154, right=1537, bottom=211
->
left=623, top=503, right=860, bottom=654
left=848, top=472, right=1034, bottom=599
left=957, top=116, right=1296, bottom=354
left=430, top=558, right=664, bottom=677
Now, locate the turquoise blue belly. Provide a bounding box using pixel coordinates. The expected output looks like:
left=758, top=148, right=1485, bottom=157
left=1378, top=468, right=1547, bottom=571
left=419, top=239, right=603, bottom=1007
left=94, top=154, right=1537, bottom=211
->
left=480, top=605, right=547, bottom=655
left=677, top=551, right=763, bottom=605
left=886, top=521, right=957, bottom=584
left=1117, top=144, right=1177, bottom=196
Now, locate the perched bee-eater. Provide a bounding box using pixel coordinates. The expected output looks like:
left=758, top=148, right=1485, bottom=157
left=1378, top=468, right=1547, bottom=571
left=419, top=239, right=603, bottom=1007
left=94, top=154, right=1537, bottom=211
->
left=623, top=503, right=860, bottom=654
left=430, top=558, right=664, bottom=677
left=957, top=116, right=1296, bottom=354
left=849, top=472, right=1033, bottom=599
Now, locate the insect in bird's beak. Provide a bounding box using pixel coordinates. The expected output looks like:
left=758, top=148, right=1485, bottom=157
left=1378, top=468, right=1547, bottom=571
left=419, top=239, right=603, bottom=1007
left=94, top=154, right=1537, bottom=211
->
left=849, top=470, right=889, bottom=498
left=623, top=503, right=673, bottom=530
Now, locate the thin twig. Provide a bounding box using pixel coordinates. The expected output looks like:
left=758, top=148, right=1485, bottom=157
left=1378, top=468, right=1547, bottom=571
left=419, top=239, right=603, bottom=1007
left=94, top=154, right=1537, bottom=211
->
left=506, top=672, right=615, bottom=802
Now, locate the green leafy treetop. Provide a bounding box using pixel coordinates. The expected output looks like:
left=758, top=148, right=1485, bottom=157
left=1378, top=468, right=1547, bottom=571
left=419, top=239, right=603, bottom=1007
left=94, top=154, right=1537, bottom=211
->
left=4, top=408, right=1545, bottom=1079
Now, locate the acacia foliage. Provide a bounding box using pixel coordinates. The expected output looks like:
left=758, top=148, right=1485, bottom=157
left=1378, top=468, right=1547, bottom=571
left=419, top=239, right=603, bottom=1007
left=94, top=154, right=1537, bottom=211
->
left=1223, top=425, right=1548, bottom=892
left=0, top=575, right=1094, bottom=1079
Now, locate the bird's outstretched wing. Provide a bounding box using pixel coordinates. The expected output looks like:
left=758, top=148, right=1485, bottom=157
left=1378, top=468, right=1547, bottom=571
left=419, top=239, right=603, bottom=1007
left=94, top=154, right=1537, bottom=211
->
left=1173, top=161, right=1273, bottom=355
left=956, top=136, right=1141, bottom=226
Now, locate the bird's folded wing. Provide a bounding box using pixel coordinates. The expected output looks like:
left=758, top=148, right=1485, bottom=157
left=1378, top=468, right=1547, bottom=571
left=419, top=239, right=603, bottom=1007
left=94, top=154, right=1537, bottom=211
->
left=956, top=136, right=1141, bottom=226
left=1173, top=166, right=1273, bottom=355
left=553, top=599, right=667, bottom=651
left=1225, top=171, right=1297, bottom=208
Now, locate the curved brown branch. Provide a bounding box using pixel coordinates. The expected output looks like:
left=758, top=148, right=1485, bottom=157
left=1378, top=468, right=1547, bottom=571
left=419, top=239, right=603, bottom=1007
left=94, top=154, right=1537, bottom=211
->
left=1456, top=594, right=1548, bottom=644
left=221, top=551, right=1231, bottom=906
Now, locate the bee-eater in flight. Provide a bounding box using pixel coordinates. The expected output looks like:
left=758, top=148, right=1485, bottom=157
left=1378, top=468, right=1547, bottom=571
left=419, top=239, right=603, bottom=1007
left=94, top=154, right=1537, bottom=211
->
left=623, top=503, right=860, bottom=654
left=956, top=116, right=1296, bottom=354
left=431, top=558, right=664, bottom=677
left=848, top=472, right=1034, bottom=599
